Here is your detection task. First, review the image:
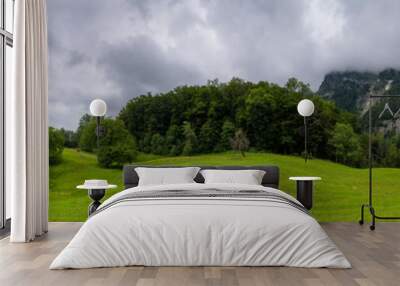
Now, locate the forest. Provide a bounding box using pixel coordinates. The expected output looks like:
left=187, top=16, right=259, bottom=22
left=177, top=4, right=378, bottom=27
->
left=49, top=77, right=400, bottom=169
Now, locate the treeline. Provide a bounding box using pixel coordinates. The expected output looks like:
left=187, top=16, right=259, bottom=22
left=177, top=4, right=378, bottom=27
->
left=50, top=77, right=400, bottom=169
left=118, top=78, right=359, bottom=163
left=49, top=116, right=138, bottom=168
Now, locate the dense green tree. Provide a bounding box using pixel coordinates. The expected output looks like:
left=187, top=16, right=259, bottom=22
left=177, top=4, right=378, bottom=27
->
left=219, top=120, right=235, bottom=151
left=198, top=121, right=219, bottom=153
left=76, top=114, right=92, bottom=143
left=140, top=133, right=152, bottom=153
left=49, top=127, right=64, bottom=165
left=79, top=120, right=97, bottom=152
left=60, top=128, right=78, bottom=148
left=328, top=123, right=362, bottom=165
left=285, top=77, right=313, bottom=96
left=382, top=141, right=399, bottom=166
left=239, top=87, right=277, bottom=150
left=368, top=134, right=400, bottom=167
left=150, top=133, right=167, bottom=155
left=165, top=124, right=183, bottom=155
left=182, top=122, right=198, bottom=156
left=307, top=97, right=341, bottom=157
left=96, top=119, right=137, bottom=168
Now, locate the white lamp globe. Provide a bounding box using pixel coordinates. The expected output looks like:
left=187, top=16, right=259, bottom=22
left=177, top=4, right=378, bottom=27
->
left=90, top=99, right=107, bottom=117
left=297, top=99, right=314, bottom=117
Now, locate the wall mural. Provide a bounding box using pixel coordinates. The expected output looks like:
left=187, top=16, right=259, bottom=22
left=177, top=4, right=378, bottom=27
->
left=46, top=1, right=400, bottom=223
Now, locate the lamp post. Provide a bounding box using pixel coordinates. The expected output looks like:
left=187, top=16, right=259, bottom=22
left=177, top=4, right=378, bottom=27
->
left=89, top=99, right=107, bottom=149
left=297, top=99, right=314, bottom=163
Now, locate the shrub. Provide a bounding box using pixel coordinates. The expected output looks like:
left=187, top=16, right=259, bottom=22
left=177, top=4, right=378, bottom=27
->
left=97, top=143, right=136, bottom=168
left=49, top=127, right=64, bottom=165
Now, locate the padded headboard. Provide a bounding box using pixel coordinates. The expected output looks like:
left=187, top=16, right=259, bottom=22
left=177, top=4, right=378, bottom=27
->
left=123, top=165, right=280, bottom=189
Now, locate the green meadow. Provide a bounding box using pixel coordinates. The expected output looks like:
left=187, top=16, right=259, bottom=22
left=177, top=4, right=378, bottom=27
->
left=49, top=148, right=400, bottom=222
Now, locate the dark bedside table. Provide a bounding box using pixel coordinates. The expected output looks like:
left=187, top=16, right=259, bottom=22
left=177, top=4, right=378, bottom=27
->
left=77, top=180, right=117, bottom=216
left=289, top=177, right=321, bottom=210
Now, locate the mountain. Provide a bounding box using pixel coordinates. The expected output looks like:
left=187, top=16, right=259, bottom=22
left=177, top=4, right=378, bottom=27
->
left=318, top=68, right=400, bottom=113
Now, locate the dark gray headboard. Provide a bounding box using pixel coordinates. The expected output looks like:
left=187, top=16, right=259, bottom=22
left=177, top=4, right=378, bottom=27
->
left=123, top=165, right=280, bottom=189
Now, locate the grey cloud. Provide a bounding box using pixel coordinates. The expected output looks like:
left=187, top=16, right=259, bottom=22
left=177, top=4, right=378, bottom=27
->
left=97, top=35, right=204, bottom=98
left=67, top=51, right=88, bottom=67
left=47, top=0, right=400, bottom=130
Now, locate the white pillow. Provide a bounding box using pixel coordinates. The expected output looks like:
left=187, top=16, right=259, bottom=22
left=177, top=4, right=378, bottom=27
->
left=135, top=167, right=200, bottom=186
left=200, top=169, right=266, bottom=185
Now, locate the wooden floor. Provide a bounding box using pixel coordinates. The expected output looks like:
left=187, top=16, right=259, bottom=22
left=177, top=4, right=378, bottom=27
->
left=0, top=222, right=399, bottom=286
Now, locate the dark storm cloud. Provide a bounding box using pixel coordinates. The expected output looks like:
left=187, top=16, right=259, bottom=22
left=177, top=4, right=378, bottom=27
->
left=66, top=51, right=88, bottom=67
left=97, top=35, right=204, bottom=97
left=47, top=0, right=400, bottom=129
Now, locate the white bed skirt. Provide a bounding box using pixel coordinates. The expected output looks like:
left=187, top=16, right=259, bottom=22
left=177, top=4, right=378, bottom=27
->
left=50, top=183, right=351, bottom=269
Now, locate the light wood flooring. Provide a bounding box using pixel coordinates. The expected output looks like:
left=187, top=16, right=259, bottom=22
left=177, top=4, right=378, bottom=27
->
left=0, top=222, right=399, bottom=286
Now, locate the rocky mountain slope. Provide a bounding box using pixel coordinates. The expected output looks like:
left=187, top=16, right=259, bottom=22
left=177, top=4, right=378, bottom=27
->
left=318, top=68, right=400, bottom=113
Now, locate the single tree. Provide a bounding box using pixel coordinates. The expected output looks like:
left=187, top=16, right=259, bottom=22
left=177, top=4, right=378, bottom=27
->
left=96, top=119, right=137, bottom=168
left=230, top=129, right=250, bottom=157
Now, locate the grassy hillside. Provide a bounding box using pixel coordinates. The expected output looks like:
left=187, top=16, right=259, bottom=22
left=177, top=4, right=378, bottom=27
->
left=49, top=148, right=400, bottom=222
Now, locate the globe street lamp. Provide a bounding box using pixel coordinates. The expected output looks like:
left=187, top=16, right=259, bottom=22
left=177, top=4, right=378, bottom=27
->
left=89, top=99, right=107, bottom=149
left=297, top=99, right=314, bottom=163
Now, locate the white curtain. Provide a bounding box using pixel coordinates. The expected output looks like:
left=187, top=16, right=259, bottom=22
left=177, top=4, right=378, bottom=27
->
left=9, top=0, right=49, bottom=242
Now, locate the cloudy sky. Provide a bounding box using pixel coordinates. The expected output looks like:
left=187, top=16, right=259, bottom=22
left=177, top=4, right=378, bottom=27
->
left=47, top=0, right=400, bottom=130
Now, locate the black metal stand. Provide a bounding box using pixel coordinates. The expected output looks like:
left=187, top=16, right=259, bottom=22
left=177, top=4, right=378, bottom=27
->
left=88, top=189, right=105, bottom=216
left=96, top=116, right=100, bottom=150
left=304, top=117, right=308, bottom=163
left=359, top=95, right=400, bottom=230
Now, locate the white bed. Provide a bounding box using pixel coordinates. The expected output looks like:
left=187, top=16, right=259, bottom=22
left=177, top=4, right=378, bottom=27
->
left=50, top=182, right=351, bottom=269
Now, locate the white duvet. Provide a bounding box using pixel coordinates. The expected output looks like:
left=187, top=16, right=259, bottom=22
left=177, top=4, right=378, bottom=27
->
left=50, top=183, right=351, bottom=269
